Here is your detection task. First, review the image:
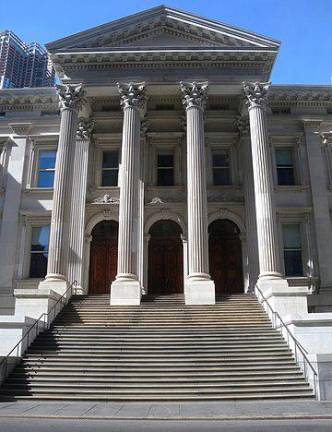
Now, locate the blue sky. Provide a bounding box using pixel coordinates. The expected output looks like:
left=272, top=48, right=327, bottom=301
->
left=1, top=0, right=331, bottom=84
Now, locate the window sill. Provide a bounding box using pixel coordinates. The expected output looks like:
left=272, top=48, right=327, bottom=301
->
left=95, top=186, right=120, bottom=190
left=24, top=187, right=54, bottom=194
left=275, top=185, right=309, bottom=192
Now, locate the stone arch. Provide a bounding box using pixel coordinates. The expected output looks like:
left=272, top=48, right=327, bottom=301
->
left=208, top=209, right=246, bottom=235
left=144, top=209, right=186, bottom=237
left=85, top=210, right=119, bottom=237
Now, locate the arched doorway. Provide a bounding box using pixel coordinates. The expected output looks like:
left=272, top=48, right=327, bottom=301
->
left=89, top=220, right=118, bottom=295
left=209, top=219, right=243, bottom=296
left=148, top=220, right=183, bottom=296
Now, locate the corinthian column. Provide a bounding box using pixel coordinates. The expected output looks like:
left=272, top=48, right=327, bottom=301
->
left=180, top=81, right=215, bottom=305
left=40, top=84, right=85, bottom=294
left=68, top=118, right=94, bottom=293
left=110, top=82, right=145, bottom=305
left=243, top=82, right=286, bottom=292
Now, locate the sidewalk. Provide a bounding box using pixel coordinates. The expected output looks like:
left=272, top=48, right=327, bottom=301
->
left=0, top=400, right=331, bottom=421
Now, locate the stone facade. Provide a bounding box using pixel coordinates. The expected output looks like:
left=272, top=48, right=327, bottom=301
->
left=0, top=6, right=332, bottom=313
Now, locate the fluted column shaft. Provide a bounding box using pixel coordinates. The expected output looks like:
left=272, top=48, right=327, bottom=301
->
left=181, top=81, right=210, bottom=280
left=68, top=118, right=94, bottom=289
left=116, top=82, right=145, bottom=281
left=46, top=84, right=85, bottom=281
left=238, top=117, right=259, bottom=290
left=243, top=82, right=282, bottom=280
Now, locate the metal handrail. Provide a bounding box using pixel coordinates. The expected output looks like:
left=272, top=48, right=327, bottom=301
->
left=0, top=280, right=77, bottom=382
left=254, top=284, right=318, bottom=398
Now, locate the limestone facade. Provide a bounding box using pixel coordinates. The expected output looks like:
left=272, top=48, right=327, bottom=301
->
left=0, top=6, right=332, bottom=312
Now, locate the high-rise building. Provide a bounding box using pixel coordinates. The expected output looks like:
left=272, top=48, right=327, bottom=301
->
left=0, top=30, right=55, bottom=88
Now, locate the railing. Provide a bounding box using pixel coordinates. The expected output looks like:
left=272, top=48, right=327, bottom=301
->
left=0, top=280, right=77, bottom=382
left=254, top=284, right=318, bottom=398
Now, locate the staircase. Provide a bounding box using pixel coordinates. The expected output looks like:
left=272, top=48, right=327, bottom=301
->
left=0, top=293, right=314, bottom=401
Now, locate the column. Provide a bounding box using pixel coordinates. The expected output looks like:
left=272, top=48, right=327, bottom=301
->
left=305, top=123, right=332, bottom=293
left=111, top=82, right=145, bottom=305
left=39, top=84, right=85, bottom=294
left=0, top=125, right=31, bottom=314
left=68, top=117, right=94, bottom=293
left=180, top=81, right=215, bottom=305
left=237, top=116, right=259, bottom=292
left=243, top=82, right=288, bottom=292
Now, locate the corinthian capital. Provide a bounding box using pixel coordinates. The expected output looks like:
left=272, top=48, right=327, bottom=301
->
left=117, top=82, right=145, bottom=110
left=76, top=118, right=95, bottom=141
left=243, top=81, right=271, bottom=109
left=180, top=81, right=208, bottom=110
left=57, top=84, right=86, bottom=111
left=236, top=116, right=250, bottom=136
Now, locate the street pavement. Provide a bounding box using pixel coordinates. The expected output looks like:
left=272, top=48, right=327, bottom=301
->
left=1, top=418, right=332, bottom=432
left=0, top=400, right=331, bottom=431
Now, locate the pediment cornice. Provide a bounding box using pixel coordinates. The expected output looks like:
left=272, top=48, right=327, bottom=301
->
left=47, top=6, right=280, bottom=52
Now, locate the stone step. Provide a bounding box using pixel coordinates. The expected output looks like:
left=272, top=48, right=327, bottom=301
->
left=25, top=350, right=293, bottom=359
left=0, top=392, right=314, bottom=401
left=21, top=359, right=296, bottom=367
left=4, top=381, right=310, bottom=391
left=7, top=374, right=305, bottom=383
left=30, top=343, right=288, bottom=351
left=16, top=364, right=302, bottom=373
left=1, top=385, right=313, bottom=396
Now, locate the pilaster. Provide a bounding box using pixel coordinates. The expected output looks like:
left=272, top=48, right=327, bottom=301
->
left=68, top=117, right=94, bottom=294
left=0, top=125, right=31, bottom=314
left=304, top=121, right=332, bottom=295
left=237, top=115, right=259, bottom=292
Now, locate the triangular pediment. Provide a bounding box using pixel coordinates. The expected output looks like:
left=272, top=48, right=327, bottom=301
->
left=46, top=5, right=280, bottom=52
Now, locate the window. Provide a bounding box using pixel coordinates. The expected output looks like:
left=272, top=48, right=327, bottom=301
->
left=157, top=153, right=174, bottom=186
left=212, top=151, right=231, bottom=185
left=276, top=148, right=295, bottom=185
left=282, top=224, right=303, bottom=277
left=37, top=150, right=56, bottom=188
left=29, top=226, right=50, bottom=278
left=101, top=151, right=119, bottom=186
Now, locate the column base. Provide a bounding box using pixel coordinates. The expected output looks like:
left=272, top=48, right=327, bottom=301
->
left=38, top=279, right=69, bottom=297
left=110, top=279, right=141, bottom=306
left=184, top=279, right=215, bottom=305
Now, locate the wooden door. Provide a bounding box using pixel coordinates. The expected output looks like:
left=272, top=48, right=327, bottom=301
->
left=89, top=221, right=118, bottom=295
left=209, top=219, right=243, bottom=296
left=148, top=220, right=183, bottom=296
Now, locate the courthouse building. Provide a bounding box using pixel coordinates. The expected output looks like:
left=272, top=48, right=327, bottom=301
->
left=1, top=5, right=332, bottom=309
left=0, top=5, right=332, bottom=400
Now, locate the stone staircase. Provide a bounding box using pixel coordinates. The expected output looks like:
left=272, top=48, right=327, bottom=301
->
left=0, top=293, right=314, bottom=400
